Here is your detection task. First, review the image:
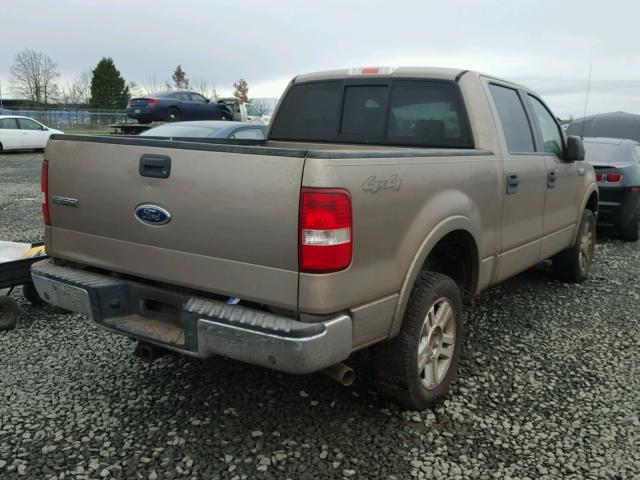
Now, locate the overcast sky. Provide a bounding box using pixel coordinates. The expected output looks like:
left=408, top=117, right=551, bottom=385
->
left=1, top=0, right=639, bottom=118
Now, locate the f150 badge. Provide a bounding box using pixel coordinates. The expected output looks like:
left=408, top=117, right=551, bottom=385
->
left=362, top=174, right=402, bottom=193
left=135, top=204, right=171, bottom=226
left=52, top=196, right=79, bottom=207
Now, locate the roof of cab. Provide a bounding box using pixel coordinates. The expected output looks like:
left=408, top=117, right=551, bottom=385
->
left=291, top=67, right=533, bottom=93
left=293, top=66, right=468, bottom=83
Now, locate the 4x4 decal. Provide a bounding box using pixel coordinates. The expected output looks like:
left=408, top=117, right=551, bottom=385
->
left=362, top=174, right=402, bottom=193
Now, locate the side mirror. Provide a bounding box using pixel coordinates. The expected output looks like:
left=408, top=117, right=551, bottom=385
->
left=205, top=98, right=210, bottom=103
left=565, top=135, right=585, bottom=162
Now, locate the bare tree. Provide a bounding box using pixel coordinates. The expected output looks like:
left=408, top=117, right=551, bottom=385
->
left=127, top=80, right=143, bottom=98
left=58, top=81, right=84, bottom=106
left=251, top=98, right=276, bottom=115
left=141, top=75, right=171, bottom=95
left=57, top=71, right=94, bottom=106
left=10, top=48, right=60, bottom=104
left=192, top=79, right=219, bottom=100
left=78, top=71, right=91, bottom=104
left=233, top=79, right=249, bottom=102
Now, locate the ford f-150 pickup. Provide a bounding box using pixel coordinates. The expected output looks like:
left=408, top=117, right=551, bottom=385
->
left=32, top=67, right=598, bottom=409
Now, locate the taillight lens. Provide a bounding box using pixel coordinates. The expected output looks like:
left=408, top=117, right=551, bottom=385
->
left=147, top=98, right=157, bottom=106
left=41, top=160, right=50, bottom=225
left=299, top=188, right=352, bottom=273
left=595, top=172, right=604, bottom=182
left=605, top=172, right=623, bottom=183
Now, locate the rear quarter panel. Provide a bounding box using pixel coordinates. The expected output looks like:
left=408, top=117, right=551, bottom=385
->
left=299, top=151, right=501, bottom=344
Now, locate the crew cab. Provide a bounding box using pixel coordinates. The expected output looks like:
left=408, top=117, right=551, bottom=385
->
left=32, top=67, right=598, bottom=409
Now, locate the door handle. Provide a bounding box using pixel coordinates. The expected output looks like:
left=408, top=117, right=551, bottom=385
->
left=547, top=170, right=556, bottom=188
left=506, top=173, right=520, bottom=195
left=139, top=154, right=171, bottom=179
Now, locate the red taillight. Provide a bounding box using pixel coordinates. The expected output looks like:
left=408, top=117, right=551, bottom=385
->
left=41, top=160, right=50, bottom=226
left=147, top=98, right=157, bottom=106
left=605, top=172, right=623, bottom=183
left=361, top=67, right=380, bottom=75
left=595, top=172, right=604, bottom=182
left=299, top=188, right=352, bottom=273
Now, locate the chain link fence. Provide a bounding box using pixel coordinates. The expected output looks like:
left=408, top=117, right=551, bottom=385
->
left=0, top=107, right=130, bottom=131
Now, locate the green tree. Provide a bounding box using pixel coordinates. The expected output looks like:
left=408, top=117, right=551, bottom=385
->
left=90, top=57, right=129, bottom=109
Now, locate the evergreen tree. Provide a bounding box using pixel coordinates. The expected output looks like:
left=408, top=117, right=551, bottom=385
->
left=90, top=57, right=129, bottom=109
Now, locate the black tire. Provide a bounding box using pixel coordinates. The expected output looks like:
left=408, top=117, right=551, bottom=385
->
left=0, top=142, right=4, bottom=153
left=0, top=296, right=19, bottom=331
left=370, top=271, right=463, bottom=410
left=23, top=282, right=44, bottom=306
left=618, top=213, right=639, bottom=242
left=165, top=107, right=180, bottom=122
left=552, top=209, right=596, bottom=282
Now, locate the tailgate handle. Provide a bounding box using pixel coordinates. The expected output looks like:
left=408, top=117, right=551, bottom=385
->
left=139, top=154, right=171, bottom=179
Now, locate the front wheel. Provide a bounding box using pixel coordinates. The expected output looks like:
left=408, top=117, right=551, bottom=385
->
left=370, top=271, right=463, bottom=410
left=552, top=209, right=596, bottom=282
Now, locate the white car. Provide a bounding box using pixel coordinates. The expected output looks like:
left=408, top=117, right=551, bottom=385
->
left=0, top=116, right=63, bottom=153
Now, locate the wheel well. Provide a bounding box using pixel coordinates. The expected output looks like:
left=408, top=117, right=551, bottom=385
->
left=422, top=230, right=478, bottom=302
left=586, top=191, right=598, bottom=215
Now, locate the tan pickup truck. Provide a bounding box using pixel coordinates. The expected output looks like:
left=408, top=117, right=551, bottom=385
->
left=32, top=67, right=598, bottom=409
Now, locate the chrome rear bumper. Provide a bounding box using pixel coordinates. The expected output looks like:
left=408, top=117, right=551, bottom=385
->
left=31, top=260, right=352, bottom=374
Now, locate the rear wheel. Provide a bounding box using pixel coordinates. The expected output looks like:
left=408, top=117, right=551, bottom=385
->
left=618, top=213, right=639, bottom=242
left=370, top=271, right=463, bottom=410
left=552, top=209, right=596, bottom=282
left=0, top=296, right=19, bottom=331
left=0, top=142, right=4, bottom=153
left=166, top=108, right=180, bottom=122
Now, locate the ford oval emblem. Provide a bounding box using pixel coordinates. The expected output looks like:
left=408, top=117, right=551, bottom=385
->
left=135, top=204, right=171, bottom=226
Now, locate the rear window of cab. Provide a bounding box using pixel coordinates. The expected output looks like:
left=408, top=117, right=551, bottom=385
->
left=269, top=79, right=474, bottom=148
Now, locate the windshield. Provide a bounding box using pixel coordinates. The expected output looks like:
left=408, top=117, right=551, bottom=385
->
left=270, top=79, right=473, bottom=148
left=140, top=124, right=225, bottom=138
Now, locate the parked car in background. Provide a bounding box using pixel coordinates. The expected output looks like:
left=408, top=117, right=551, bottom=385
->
left=0, top=116, right=63, bottom=152
left=217, top=98, right=271, bottom=124
left=584, top=137, right=640, bottom=240
left=127, top=91, right=232, bottom=123
left=139, top=121, right=267, bottom=140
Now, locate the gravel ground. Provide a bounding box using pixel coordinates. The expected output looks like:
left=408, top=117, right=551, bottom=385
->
left=1, top=151, right=638, bottom=480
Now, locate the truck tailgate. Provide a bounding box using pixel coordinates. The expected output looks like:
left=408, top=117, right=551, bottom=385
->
left=45, top=136, right=305, bottom=309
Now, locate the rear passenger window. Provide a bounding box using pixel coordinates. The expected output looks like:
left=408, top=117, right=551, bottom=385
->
left=489, top=84, right=535, bottom=154
left=388, top=80, right=468, bottom=146
left=341, top=86, right=389, bottom=136
left=0, top=118, right=18, bottom=129
left=528, top=95, right=564, bottom=157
